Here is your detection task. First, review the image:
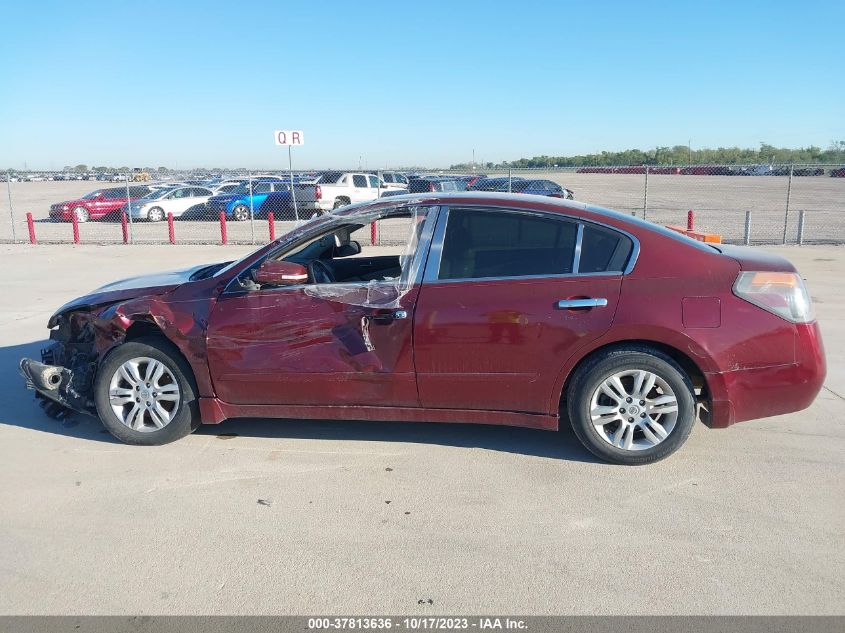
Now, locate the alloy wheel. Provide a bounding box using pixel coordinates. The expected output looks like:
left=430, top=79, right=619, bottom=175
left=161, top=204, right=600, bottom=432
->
left=589, top=369, right=679, bottom=451
left=108, top=356, right=181, bottom=432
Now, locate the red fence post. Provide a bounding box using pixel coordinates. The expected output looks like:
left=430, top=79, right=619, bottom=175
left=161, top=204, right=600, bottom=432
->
left=370, top=221, right=378, bottom=246
left=26, top=212, right=36, bottom=244
left=267, top=211, right=275, bottom=241
left=687, top=209, right=695, bottom=231
left=167, top=212, right=176, bottom=244
left=219, top=211, right=228, bottom=245
left=71, top=213, right=80, bottom=244
left=121, top=212, right=129, bottom=244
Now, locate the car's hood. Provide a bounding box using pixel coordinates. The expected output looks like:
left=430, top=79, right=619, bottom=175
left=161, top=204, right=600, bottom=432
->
left=48, top=263, right=212, bottom=325
left=55, top=198, right=88, bottom=206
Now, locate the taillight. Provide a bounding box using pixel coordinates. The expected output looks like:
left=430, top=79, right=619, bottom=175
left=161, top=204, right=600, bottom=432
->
left=315, top=185, right=322, bottom=200
left=733, top=271, right=814, bottom=323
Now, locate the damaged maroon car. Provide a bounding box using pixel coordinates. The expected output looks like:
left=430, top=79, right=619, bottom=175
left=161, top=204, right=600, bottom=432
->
left=20, top=193, right=826, bottom=464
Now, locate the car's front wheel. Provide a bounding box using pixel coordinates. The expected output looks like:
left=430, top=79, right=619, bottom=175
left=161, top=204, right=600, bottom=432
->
left=94, top=337, right=200, bottom=445
left=566, top=347, right=697, bottom=465
left=72, top=206, right=89, bottom=222
left=147, top=206, right=164, bottom=222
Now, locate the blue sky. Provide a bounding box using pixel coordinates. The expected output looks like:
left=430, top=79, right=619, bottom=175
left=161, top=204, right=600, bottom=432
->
left=1, top=0, right=842, bottom=169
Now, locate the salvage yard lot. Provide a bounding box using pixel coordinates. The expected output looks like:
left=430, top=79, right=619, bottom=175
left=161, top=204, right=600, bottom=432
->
left=0, top=243, right=843, bottom=615
left=3, top=174, right=844, bottom=244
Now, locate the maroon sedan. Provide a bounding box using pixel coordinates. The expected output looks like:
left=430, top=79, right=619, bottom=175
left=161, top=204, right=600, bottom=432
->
left=20, top=193, right=825, bottom=464
left=49, top=186, right=152, bottom=222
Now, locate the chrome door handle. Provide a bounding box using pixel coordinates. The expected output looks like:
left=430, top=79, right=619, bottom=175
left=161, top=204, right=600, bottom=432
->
left=557, top=298, right=608, bottom=309
left=366, top=309, right=408, bottom=323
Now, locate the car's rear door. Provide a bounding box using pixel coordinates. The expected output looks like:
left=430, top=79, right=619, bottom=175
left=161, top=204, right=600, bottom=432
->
left=412, top=206, right=633, bottom=414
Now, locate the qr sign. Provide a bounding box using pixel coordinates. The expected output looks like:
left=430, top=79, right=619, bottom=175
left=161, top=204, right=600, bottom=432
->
left=274, top=130, right=304, bottom=146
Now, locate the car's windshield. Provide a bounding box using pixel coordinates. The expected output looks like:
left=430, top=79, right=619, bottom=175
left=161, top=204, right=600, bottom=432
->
left=212, top=213, right=333, bottom=279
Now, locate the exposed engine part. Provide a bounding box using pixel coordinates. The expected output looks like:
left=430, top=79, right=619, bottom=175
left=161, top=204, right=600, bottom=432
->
left=19, top=359, right=64, bottom=392
left=20, top=317, right=99, bottom=416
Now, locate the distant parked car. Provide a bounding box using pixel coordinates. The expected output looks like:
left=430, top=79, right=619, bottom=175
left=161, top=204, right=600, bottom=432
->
left=377, top=171, right=409, bottom=188
left=467, top=176, right=526, bottom=191
left=407, top=176, right=467, bottom=193
left=770, top=166, right=825, bottom=177
left=510, top=179, right=574, bottom=199
left=312, top=172, right=386, bottom=211
left=379, top=188, right=410, bottom=197
left=205, top=178, right=319, bottom=221
left=126, top=186, right=215, bottom=222
left=212, top=180, right=248, bottom=195
left=49, top=186, right=152, bottom=222
left=830, top=167, right=845, bottom=178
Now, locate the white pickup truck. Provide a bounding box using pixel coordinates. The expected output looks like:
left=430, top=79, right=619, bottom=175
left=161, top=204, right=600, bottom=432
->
left=310, top=172, right=388, bottom=213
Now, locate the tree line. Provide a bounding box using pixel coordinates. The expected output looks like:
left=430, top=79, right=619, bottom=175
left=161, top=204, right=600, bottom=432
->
left=451, top=141, right=845, bottom=169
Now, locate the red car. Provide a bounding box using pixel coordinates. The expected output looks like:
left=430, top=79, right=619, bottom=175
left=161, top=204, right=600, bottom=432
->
left=20, top=193, right=825, bottom=464
left=49, top=186, right=152, bottom=222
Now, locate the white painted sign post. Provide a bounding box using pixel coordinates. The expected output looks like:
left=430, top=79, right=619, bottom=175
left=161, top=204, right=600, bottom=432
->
left=274, top=130, right=304, bottom=221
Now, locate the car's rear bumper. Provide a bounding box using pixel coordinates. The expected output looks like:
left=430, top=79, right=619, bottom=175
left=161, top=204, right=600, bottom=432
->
left=706, top=321, right=826, bottom=427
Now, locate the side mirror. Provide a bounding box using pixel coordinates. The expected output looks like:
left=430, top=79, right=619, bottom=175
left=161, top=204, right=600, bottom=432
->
left=335, top=241, right=361, bottom=258
left=254, top=260, right=308, bottom=287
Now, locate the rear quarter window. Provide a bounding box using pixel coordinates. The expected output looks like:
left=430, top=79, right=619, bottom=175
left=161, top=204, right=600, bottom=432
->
left=579, top=224, right=634, bottom=273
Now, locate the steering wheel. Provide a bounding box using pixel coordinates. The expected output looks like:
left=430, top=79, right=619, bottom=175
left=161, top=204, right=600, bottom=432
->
left=308, top=259, right=335, bottom=284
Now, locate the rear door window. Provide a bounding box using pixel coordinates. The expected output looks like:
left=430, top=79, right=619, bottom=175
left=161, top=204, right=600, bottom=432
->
left=438, top=209, right=578, bottom=280
left=352, top=175, right=367, bottom=187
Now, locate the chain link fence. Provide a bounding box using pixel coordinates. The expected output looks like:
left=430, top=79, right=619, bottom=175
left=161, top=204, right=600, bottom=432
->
left=2, top=165, right=844, bottom=247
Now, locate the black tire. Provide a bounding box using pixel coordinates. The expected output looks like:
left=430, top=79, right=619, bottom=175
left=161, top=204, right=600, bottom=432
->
left=566, top=346, right=696, bottom=465
left=232, top=204, right=250, bottom=221
left=94, top=336, right=200, bottom=445
left=147, top=206, right=164, bottom=222
left=333, top=198, right=349, bottom=210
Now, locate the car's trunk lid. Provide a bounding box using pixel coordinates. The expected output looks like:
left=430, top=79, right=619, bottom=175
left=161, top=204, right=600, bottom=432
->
left=711, top=244, right=797, bottom=273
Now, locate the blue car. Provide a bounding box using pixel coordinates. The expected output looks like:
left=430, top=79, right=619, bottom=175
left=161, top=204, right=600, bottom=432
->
left=205, top=178, right=294, bottom=221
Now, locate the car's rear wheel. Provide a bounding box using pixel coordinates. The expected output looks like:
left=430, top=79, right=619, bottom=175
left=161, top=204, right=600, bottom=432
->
left=147, top=206, right=164, bottom=222
left=333, top=198, right=349, bottom=210
left=566, top=347, right=696, bottom=465
left=232, top=204, right=249, bottom=221
left=72, top=206, right=89, bottom=222
left=94, top=337, right=200, bottom=445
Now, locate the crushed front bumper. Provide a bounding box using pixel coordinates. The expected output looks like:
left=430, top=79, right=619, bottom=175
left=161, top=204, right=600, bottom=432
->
left=20, top=336, right=98, bottom=418
left=20, top=355, right=95, bottom=418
